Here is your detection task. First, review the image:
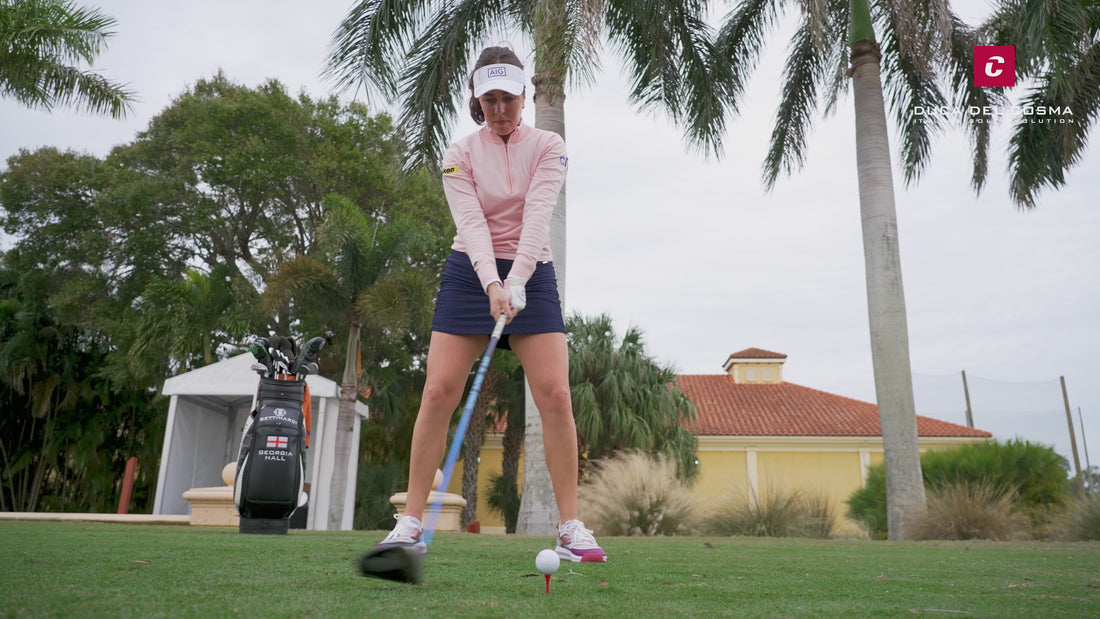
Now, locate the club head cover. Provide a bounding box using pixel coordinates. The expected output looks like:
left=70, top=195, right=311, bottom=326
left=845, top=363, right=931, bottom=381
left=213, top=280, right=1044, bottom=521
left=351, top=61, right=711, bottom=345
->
left=268, top=335, right=299, bottom=357
left=357, top=544, right=423, bottom=585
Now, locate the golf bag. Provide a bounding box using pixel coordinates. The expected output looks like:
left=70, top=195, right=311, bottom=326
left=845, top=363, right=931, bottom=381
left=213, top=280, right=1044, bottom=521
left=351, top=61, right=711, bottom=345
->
left=234, top=375, right=309, bottom=535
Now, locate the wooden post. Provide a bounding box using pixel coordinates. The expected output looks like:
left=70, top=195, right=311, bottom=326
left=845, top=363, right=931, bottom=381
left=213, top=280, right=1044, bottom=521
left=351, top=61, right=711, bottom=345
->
left=961, top=370, right=974, bottom=428
left=117, top=457, right=138, bottom=514
left=1060, top=377, right=1084, bottom=495
left=1079, top=406, right=1092, bottom=477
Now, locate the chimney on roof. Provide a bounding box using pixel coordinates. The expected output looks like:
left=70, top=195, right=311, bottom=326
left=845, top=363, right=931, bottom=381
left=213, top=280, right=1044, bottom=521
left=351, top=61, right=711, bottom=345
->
left=722, top=348, right=787, bottom=384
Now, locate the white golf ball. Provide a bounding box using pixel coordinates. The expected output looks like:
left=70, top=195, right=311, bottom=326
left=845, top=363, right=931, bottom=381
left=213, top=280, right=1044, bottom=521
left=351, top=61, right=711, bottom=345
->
left=535, top=549, right=560, bottom=575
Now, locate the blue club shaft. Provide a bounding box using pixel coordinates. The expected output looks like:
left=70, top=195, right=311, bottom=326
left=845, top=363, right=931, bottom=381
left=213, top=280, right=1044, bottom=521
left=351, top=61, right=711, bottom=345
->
left=423, top=314, right=507, bottom=545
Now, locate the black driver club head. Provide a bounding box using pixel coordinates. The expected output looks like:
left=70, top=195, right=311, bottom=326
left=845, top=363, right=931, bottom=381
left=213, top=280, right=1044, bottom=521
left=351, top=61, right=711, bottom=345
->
left=357, top=544, right=423, bottom=585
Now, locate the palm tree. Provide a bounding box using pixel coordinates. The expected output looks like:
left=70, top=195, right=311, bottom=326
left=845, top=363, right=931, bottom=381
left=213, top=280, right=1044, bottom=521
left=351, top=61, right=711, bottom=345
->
left=980, top=0, right=1100, bottom=207
left=0, top=0, right=134, bottom=118
left=845, top=0, right=927, bottom=540
left=710, top=0, right=999, bottom=538
left=0, top=285, right=99, bottom=511
left=325, top=0, right=727, bottom=535
left=566, top=313, right=697, bottom=481
left=482, top=352, right=527, bottom=532
left=263, top=194, right=437, bottom=530
left=715, top=0, right=997, bottom=193
left=129, top=265, right=250, bottom=373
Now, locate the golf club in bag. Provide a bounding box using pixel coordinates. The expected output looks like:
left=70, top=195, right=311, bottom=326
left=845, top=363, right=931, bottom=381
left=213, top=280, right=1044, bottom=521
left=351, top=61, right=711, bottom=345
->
left=235, top=335, right=324, bottom=534
left=358, top=314, right=508, bottom=584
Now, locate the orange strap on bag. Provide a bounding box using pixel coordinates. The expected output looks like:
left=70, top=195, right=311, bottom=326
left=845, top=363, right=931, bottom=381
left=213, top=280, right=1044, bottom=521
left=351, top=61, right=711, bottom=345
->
left=302, top=382, right=312, bottom=448
left=276, top=373, right=312, bottom=448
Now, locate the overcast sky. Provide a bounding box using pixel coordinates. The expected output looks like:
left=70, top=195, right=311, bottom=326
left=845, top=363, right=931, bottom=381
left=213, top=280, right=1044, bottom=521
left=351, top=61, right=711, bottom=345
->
left=2, top=0, right=1096, bottom=471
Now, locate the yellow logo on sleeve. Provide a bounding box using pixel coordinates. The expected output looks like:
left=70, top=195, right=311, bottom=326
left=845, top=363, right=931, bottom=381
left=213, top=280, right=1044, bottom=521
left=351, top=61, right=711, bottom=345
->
left=442, top=164, right=458, bottom=175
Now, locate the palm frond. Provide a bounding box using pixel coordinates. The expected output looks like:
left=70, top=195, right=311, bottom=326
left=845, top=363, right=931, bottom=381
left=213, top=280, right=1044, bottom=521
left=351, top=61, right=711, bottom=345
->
left=604, top=0, right=728, bottom=155
left=881, top=0, right=953, bottom=80
left=981, top=0, right=1092, bottom=78
left=322, top=0, right=436, bottom=101
left=1008, top=39, right=1099, bottom=208
left=1, top=0, right=117, bottom=65
left=529, top=0, right=602, bottom=95
left=356, top=268, right=436, bottom=342
left=763, top=16, right=825, bottom=189
left=31, top=61, right=134, bottom=118
left=945, top=13, right=1006, bottom=194
left=714, top=0, right=784, bottom=117
left=315, top=195, right=375, bottom=289
left=0, top=0, right=134, bottom=117
left=819, top=0, right=851, bottom=117
left=873, top=0, right=949, bottom=186
left=397, top=0, right=511, bottom=170
left=261, top=255, right=342, bottom=314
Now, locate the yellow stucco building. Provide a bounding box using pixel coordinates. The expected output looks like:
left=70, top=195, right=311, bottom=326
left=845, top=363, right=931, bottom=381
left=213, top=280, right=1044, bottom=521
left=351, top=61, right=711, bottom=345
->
left=444, top=348, right=990, bottom=536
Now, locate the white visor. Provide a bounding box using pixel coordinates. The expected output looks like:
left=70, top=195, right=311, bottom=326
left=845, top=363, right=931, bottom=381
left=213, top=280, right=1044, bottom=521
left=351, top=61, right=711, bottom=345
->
left=472, top=63, right=526, bottom=97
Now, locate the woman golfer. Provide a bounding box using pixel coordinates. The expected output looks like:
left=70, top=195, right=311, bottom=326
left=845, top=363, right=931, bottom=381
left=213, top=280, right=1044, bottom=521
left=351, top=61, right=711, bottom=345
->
left=375, top=45, right=605, bottom=563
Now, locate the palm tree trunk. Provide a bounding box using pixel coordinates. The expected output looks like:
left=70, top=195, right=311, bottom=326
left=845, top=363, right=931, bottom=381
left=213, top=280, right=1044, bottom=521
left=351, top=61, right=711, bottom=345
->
left=849, top=9, right=927, bottom=539
left=517, top=0, right=571, bottom=537
left=500, top=404, right=525, bottom=533
left=460, top=370, right=496, bottom=527
left=327, top=323, right=361, bottom=530
left=27, top=412, right=55, bottom=512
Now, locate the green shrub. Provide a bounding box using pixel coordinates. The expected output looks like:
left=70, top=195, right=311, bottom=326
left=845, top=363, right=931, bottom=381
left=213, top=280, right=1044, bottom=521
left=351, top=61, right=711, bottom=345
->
left=484, top=471, right=521, bottom=533
left=845, top=465, right=889, bottom=539
left=846, top=439, right=1071, bottom=538
left=579, top=451, right=698, bottom=536
left=1054, top=493, right=1100, bottom=541
left=353, top=460, right=406, bottom=530
left=921, top=439, right=1070, bottom=518
left=913, top=481, right=1030, bottom=541
left=705, top=486, right=837, bottom=539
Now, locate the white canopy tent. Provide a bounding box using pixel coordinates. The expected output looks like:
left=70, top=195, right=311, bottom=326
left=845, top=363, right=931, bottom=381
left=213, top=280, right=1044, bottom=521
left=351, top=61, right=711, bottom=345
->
left=152, top=353, right=368, bottom=530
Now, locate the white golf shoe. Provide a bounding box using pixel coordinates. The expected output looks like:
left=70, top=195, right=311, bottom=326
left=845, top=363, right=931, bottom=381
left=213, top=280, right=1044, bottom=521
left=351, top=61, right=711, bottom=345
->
left=378, top=514, right=427, bottom=554
left=555, top=519, right=607, bottom=563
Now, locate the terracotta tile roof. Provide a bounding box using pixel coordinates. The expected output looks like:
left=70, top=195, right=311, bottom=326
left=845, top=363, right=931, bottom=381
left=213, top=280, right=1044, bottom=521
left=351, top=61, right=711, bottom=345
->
left=727, top=348, right=788, bottom=360
left=677, top=375, right=991, bottom=438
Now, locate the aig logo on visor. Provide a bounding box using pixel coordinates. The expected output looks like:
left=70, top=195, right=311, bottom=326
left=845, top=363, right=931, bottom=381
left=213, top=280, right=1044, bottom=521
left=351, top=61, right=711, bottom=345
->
left=487, top=67, right=507, bottom=78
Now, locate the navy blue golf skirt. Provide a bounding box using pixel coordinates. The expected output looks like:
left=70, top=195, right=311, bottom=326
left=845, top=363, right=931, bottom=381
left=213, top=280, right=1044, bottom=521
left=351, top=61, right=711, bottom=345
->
left=432, top=250, right=564, bottom=350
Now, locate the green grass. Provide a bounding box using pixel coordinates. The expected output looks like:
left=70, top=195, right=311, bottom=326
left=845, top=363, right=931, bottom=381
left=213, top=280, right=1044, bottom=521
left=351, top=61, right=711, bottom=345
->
left=2, top=522, right=1099, bottom=618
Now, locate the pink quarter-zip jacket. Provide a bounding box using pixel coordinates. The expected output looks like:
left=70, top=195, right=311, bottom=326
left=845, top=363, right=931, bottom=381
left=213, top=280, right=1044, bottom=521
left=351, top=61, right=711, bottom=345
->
left=441, top=123, right=568, bottom=292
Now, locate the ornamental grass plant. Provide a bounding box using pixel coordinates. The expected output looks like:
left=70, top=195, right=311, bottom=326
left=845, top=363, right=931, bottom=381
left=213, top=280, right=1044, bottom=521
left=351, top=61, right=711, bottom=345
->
left=704, top=486, right=838, bottom=539
left=911, top=481, right=1031, bottom=541
left=1055, top=492, right=1100, bottom=541
left=578, top=451, right=699, bottom=536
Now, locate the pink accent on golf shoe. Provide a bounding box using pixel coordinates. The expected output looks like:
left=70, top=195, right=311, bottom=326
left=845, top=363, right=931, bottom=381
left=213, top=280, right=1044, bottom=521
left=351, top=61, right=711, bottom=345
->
left=555, top=519, right=607, bottom=563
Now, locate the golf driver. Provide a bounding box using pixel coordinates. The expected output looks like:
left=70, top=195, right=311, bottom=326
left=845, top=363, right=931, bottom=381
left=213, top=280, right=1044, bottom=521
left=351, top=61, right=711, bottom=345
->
left=358, top=313, right=508, bottom=584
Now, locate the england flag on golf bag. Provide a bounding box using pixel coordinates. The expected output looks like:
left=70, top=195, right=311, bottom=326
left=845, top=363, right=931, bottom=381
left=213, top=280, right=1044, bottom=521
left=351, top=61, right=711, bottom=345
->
left=234, top=375, right=309, bottom=534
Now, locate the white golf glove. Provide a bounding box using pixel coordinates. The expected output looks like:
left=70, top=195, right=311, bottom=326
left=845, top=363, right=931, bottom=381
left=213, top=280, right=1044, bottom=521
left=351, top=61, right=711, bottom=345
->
left=504, top=275, right=527, bottom=313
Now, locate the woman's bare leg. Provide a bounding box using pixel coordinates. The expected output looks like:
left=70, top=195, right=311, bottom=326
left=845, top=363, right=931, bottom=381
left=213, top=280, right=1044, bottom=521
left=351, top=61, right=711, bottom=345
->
left=403, top=331, right=486, bottom=520
left=509, top=332, right=578, bottom=523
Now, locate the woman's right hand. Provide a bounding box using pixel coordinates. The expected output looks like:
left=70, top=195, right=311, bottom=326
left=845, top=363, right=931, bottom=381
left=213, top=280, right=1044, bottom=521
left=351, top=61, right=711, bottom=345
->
left=487, top=282, right=512, bottom=323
